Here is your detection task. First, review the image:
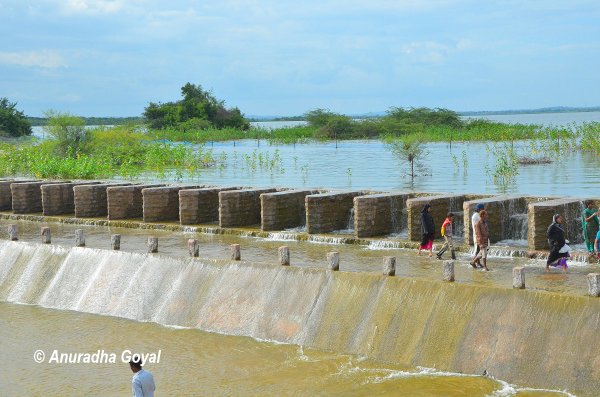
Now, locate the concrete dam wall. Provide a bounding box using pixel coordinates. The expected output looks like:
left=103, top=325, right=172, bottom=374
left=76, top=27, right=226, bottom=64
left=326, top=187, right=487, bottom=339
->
left=0, top=241, right=598, bottom=396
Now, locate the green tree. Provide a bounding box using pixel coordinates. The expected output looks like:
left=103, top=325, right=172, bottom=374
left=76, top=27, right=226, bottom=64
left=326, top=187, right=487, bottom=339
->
left=384, top=134, right=428, bottom=182
left=0, top=97, right=32, bottom=137
left=43, top=110, right=88, bottom=156
left=143, top=83, right=250, bottom=131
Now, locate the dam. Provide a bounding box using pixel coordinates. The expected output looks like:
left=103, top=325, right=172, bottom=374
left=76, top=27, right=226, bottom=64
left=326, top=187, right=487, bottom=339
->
left=1, top=179, right=599, bottom=396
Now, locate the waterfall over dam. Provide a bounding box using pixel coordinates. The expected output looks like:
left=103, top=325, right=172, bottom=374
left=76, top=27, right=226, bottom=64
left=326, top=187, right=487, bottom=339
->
left=0, top=240, right=598, bottom=396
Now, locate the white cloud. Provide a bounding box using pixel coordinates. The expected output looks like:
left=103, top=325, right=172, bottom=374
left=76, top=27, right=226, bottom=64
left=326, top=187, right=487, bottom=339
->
left=0, top=50, right=68, bottom=68
left=60, top=0, right=135, bottom=14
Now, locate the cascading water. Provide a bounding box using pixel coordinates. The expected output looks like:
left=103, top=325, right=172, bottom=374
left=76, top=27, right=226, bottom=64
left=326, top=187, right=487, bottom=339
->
left=1, top=240, right=599, bottom=396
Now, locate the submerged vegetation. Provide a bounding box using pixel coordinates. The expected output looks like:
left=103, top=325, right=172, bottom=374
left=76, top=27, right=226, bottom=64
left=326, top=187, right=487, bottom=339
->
left=2, top=88, right=599, bottom=191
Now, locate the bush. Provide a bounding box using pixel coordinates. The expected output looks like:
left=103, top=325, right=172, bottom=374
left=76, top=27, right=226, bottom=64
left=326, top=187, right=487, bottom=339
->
left=0, top=97, right=32, bottom=137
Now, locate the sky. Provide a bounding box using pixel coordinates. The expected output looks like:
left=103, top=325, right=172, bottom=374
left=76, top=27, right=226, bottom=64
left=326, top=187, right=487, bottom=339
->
left=1, top=0, right=599, bottom=117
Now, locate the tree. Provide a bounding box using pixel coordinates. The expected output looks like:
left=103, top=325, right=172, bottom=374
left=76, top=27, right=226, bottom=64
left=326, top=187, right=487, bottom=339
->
left=384, top=134, right=428, bottom=183
left=0, top=97, right=32, bottom=137
left=143, top=83, right=250, bottom=130
left=43, top=110, right=88, bottom=156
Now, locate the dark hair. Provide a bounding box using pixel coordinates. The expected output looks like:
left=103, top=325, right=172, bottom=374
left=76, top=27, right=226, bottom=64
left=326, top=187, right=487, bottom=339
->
left=447, top=212, right=455, bottom=218
left=129, top=357, right=142, bottom=369
left=587, top=200, right=595, bottom=207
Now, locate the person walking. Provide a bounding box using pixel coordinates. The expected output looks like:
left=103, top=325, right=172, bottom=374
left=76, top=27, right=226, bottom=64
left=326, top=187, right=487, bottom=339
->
left=582, top=201, right=599, bottom=255
left=436, top=212, right=456, bottom=260
left=470, top=203, right=485, bottom=266
left=473, top=209, right=490, bottom=271
left=418, top=204, right=435, bottom=257
left=547, top=214, right=569, bottom=272
left=130, top=358, right=155, bottom=397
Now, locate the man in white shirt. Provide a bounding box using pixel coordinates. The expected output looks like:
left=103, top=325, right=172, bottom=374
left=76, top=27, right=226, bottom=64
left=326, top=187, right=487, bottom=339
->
left=130, top=357, right=155, bottom=397
left=470, top=203, right=484, bottom=267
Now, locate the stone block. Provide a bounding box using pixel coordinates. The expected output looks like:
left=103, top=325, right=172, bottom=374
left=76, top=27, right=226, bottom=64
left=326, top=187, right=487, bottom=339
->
left=0, top=179, right=17, bottom=211
left=74, top=183, right=131, bottom=218
left=42, top=181, right=101, bottom=216
left=179, top=186, right=239, bottom=225
left=305, top=191, right=365, bottom=234
left=219, top=188, right=278, bottom=227
left=527, top=197, right=593, bottom=250
left=107, top=184, right=165, bottom=220
left=353, top=192, right=412, bottom=237
left=406, top=194, right=483, bottom=242
left=11, top=181, right=67, bottom=214
left=142, top=185, right=201, bottom=223
left=462, top=195, right=532, bottom=245
left=261, top=189, right=317, bottom=231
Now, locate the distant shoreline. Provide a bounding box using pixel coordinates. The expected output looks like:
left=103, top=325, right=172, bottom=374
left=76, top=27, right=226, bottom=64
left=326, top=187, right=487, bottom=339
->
left=26, top=106, right=600, bottom=125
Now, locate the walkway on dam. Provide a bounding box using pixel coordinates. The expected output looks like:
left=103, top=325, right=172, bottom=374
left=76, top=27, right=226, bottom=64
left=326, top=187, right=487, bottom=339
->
left=1, top=218, right=595, bottom=297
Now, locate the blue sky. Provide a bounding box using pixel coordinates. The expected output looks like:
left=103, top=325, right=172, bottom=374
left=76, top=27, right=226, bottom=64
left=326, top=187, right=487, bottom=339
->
left=1, top=0, right=599, bottom=117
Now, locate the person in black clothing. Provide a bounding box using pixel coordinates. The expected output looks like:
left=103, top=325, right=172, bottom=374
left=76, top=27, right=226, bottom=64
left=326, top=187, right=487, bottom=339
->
left=418, top=204, right=435, bottom=257
left=546, top=214, right=569, bottom=272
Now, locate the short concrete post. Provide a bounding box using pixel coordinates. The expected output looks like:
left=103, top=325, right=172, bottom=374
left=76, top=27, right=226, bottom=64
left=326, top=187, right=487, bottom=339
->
left=147, top=237, right=158, bottom=253
left=231, top=244, right=241, bottom=260
left=383, top=256, right=396, bottom=276
left=188, top=239, right=199, bottom=257
left=587, top=273, right=600, bottom=297
left=7, top=224, right=17, bottom=241
left=327, top=252, right=340, bottom=271
left=75, top=229, right=85, bottom=247
left=278, top=246, right=290, bottom=266
left=41, top=227, right=51, bottom=244
left=111, top=234, right=121, bottom=250
left=443, top=260, right=455, bottom=282
left=512, top=267, right=525, bottom=289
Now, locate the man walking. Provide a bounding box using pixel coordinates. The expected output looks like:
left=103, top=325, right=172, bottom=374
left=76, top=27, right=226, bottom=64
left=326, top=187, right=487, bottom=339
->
left=130, top=357, right=155, bottom=397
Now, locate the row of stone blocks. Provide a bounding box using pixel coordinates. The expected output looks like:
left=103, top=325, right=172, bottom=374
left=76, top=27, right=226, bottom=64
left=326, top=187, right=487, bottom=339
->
left=0, top=179, right=597, bottom=248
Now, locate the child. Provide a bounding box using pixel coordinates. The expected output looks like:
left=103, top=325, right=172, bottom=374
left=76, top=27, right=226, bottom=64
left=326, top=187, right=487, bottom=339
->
left=436, top=213, right=456, bottom=260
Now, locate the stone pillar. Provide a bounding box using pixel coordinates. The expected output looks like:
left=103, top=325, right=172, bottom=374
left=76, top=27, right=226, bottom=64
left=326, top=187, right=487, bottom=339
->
left=513, top=267, right=525, bottom=289
left=327, top=252, right=340, bottom=271
left=587, top=273, right=600, bottom=297
left=147, top=237, right=158, bottom=253
left=7, top=224, right=17, bottom=241
left=75, top=229, right=85, bottom=247
left=188, top=239, right=200, bottom=257
left=179, top=187, right=239, bottom=225
left=383, top=256, right=396, bottom=276
left=443, top=260, right=455, bottom=282
left=527, top=198, right=591, bottom=250
left=230, top=244, right=241, bottom=260
left=463, top=195, right=531, bottom=245
left=11, top=181, right=67, bottom=214
left=278, top=246, right=290, bottom=266
left=111, top=234, right=121, bottom=250
left=353, top=192, right=412, bottom=237
left=41, top=227, right=51, bottom=244
left=142, top=186, right=200, bottom=223
left=74, top=183, right=131, bottom=218
left=305, top=191, right=365, bottom=234
left=219, top=188, right=278, bottom=228
left=260, top=190, right=316, bottom=231
left=406, top=194, right=476, bottom=242
left=107, top=184, right=165, bottom=220
left=41, top=181, right=101, bottom=216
